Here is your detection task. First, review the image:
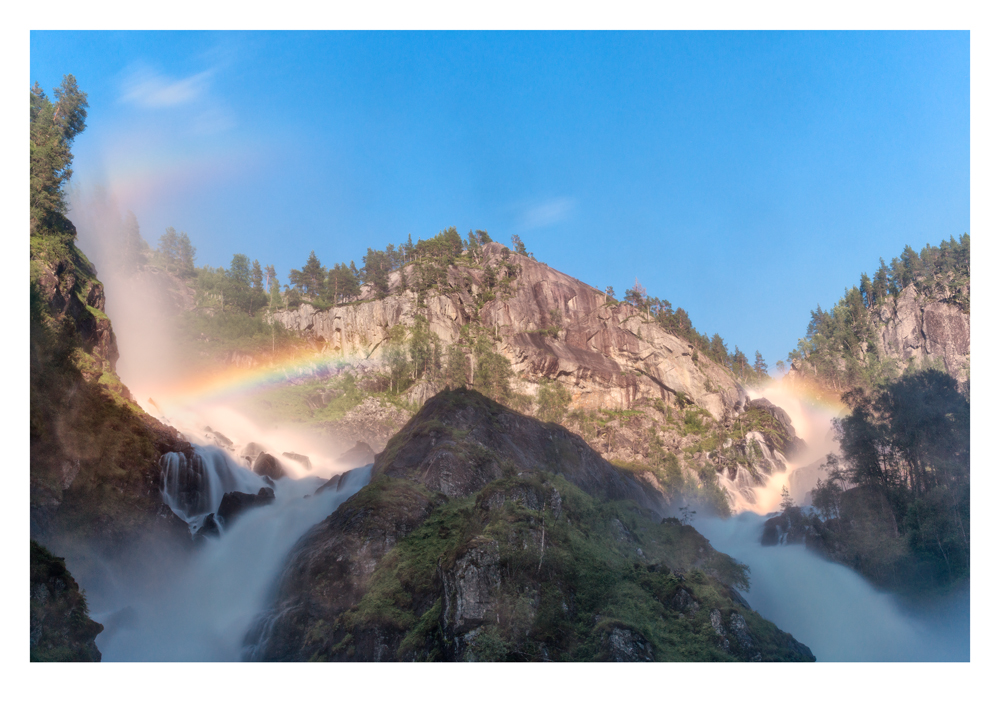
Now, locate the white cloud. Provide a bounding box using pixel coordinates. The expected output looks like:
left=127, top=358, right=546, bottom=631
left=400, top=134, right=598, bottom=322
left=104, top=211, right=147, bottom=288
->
left=120, top=67, right=213, bottom=108
left=520, top=197, right=577, bottom=230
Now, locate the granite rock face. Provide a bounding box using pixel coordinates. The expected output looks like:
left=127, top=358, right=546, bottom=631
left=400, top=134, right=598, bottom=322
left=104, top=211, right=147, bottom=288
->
left=273, top=244, right=747, bottom=420
left=873, top=284, right=970, bottom=383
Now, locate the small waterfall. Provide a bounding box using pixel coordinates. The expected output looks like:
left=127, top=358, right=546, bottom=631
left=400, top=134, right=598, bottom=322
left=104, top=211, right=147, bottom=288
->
left=160, top=446, right=266, bottom=533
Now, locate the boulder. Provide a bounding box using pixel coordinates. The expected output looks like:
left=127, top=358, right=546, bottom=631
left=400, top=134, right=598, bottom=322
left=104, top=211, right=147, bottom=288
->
left=196, top=513, right=220, bottom=538
left=253, top=453, right=286, bottom=480
left=282, top=452, right=312, bottom=471
left=599, top=625, right=654, bottom=662
left=217, top=487, right=276, bottom=526
left=337, top=441, right=375, bottom=468
left=240, top=442, right=267, bottom=467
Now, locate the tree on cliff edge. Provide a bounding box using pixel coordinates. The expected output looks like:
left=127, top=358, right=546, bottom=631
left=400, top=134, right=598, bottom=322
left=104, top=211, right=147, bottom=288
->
left=30, top=76, right=88, bottom=235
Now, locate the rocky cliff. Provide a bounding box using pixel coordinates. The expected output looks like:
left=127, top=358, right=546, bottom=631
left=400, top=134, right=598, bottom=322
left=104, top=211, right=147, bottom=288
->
left=245, top=388, right=813, bottom=662
left=30, top=220, right=193, bottom=601
left=870, top=283, right=969, bottom=382
left=274, top=243, right=748, bottom=420
left=30, top=540, right=104, bottom=661
left=787, top=237, right=970, bottom=395
left=789, top=283, right=969, bottom=394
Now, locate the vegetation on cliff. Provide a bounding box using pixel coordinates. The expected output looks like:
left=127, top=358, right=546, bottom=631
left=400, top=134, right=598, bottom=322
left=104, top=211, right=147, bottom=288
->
left=30, top=541, right=103, bottom=661
left=766, top=369, right=969, bottom=596
left=788, top=235, right=970, bottom=390
left=30, top=78, right=192, bottom=625
left=246, top=389, right=813, bottom=662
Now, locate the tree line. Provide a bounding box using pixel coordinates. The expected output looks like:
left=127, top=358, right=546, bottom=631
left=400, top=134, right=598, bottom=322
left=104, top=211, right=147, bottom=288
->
left=285, top=227, right=526, bottom=306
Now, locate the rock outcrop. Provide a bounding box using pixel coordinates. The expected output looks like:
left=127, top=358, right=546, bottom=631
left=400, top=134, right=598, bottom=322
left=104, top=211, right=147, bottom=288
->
left=244, top=388, right=813, bottom=662
left=325, top=397, right=414, bottom=453
left=31, top=220, right=194, bottom=615
left=30, top=540, right=104, bottom=661
left=872, top=283, right=970, bottom=382
left=274, top=244, right=747, bottom=420
left=788, top=280, right=970, bottom=395
left=336, top=441, right=375, bottom=468
left=744, top=398, right=807, bottom=460
left=253, top=453, right=286, bottom=481
left=217, top=487, right=277, bottom=526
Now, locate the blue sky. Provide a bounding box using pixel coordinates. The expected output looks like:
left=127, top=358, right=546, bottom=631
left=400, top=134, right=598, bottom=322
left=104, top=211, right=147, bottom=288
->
left=29, top=31, right=969, bottom=369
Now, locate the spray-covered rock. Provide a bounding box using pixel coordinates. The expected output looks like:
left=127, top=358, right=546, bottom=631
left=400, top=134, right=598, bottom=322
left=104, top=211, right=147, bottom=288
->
left=218, top=487, right=276, bottom=526
left=253, top=453, right=286, bottom=480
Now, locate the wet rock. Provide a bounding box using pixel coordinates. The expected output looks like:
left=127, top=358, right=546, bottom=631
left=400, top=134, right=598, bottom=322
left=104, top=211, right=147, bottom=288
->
left=204, top=427, right=234, bottom=450
left=337, top=441, right=375, bottom=468
left=761, top=516, right=782, bottom=546
left=240, top=442, right=267, bottom=467
left=217, top=487, right=276, bottom=526
left=282, top=452, right=312, bottom=471
left=196, top=513, right=220, bottom=538
left=253, top=453, right=286, bottom=481
left=314, top=467, right=361, bottom=495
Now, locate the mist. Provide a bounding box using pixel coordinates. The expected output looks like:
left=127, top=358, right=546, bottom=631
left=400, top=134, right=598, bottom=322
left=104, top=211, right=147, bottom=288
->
left=694, top=513, right=970, bottom=661
left=699, top=380, right=970, bottom=661
left=69, top=186, right=186, bottom=400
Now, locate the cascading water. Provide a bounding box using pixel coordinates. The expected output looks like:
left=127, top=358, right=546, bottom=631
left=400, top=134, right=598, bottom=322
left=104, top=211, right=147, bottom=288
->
left=90, top=441, right=372, bottom=661
left=693, top=514, right=970, bottom=661
left=160, top=446, right=266, bottom=533
left=694, top=382, right=969, bottom=661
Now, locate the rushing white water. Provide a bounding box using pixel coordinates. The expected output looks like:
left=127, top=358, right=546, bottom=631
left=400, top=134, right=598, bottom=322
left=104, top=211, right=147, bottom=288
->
left=694, top=513, right=970, bottom=661
left=91, top=442, right=372, bottom=661
left=693, top=380, right=969, bottom=661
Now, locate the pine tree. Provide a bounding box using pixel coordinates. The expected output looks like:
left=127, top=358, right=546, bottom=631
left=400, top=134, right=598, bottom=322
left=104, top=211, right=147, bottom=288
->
left=251, top=260, right=264, bottom=292
left=753, top=350, right=768, bottom=377
left=780, top=485, right=795, bottom=512
left=177, top=232, right=196, bottom=277
left=29, top=75, right=88, bottom=234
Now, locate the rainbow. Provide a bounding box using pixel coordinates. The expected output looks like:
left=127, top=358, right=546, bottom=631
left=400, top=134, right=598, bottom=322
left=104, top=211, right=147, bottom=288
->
left=142, top=346, right=378, bottom=412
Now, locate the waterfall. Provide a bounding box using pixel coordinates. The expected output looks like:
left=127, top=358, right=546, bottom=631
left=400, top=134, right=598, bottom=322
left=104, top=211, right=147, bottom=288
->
left=697, top=382, right=969, bottom=661
left=160, top=446, right=266, bottom=533
left=693, top=513, right=970, bottom=661
left=91, top=442, right=373, bottom=661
